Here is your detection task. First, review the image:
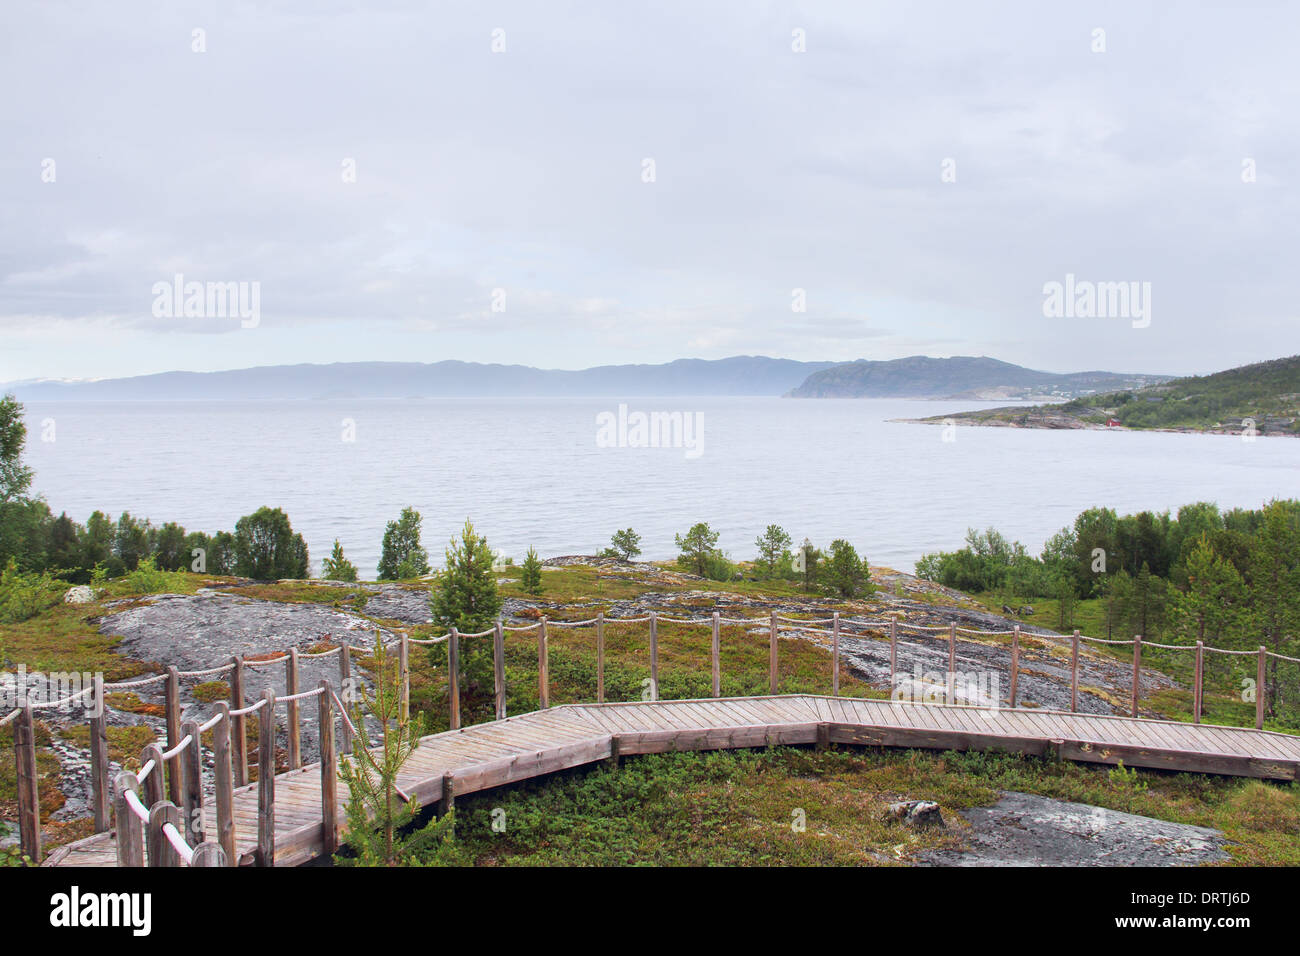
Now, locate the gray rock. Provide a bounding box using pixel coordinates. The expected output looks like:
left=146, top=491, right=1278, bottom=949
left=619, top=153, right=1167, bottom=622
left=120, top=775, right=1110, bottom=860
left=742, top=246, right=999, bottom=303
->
left=63, top=585, right=97, bottom=604
left=921, top=791, right=1232, bottom=866
left=885, top=800, right=945, bottom=829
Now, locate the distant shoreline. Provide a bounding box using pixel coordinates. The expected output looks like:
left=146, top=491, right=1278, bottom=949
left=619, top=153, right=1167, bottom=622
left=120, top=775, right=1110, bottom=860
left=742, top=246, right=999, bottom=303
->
left=892, top=416, right=1299, bottom=438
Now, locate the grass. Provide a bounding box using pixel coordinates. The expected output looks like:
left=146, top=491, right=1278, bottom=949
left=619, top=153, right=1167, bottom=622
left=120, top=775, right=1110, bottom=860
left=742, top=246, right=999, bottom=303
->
left=407, top=746, right=1300, bottom=867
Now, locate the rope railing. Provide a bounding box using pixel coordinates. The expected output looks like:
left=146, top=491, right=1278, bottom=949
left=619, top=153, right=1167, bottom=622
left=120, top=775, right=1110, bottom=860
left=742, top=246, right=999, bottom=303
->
left=10, top=608, right=1300, bottom=870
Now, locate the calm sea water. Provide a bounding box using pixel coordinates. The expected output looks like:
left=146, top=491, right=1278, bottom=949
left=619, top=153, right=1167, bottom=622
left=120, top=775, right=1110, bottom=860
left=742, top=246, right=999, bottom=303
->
left=21, top=398, right=1300, bottom=577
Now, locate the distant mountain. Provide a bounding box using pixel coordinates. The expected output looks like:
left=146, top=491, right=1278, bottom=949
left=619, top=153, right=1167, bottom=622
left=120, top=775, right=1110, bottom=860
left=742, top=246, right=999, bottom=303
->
left=5, top=357, right=839, bottom=402
left=913, top=355, right=1300, bottom=435
left=787, top=356, right=1168, bottom=400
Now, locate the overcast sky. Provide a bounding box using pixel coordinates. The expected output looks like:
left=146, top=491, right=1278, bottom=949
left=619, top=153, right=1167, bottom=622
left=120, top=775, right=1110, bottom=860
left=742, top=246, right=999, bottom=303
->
left=2, top=1, right=1297, bottom=383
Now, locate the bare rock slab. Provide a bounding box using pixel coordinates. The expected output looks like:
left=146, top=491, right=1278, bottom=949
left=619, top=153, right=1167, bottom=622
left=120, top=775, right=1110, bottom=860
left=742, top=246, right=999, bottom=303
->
left=921, top=791, right=1231, bottom=867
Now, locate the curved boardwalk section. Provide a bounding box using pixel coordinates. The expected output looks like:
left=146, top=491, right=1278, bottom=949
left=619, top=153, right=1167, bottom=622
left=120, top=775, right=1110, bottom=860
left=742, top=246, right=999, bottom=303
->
left=45, top=695, right=1300, bottom=867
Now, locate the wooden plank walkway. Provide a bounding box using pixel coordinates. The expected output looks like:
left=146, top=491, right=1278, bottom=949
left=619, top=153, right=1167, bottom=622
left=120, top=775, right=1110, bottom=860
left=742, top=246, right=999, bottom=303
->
left=44, top=695, right=1300, bottom=867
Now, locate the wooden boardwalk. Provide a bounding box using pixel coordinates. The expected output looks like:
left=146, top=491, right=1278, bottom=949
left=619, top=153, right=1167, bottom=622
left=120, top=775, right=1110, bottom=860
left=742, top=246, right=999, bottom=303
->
left=44, top=694, right=1300, bottom=867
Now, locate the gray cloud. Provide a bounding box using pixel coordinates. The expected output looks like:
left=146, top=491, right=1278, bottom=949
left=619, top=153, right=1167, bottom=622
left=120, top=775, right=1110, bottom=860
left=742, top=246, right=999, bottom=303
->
left=2, top=1, right=1297, bottom=380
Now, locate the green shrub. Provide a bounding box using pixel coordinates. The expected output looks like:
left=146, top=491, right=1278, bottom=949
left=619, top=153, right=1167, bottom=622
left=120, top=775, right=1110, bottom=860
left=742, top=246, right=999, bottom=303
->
left=0, top=560, right=61, bottom=623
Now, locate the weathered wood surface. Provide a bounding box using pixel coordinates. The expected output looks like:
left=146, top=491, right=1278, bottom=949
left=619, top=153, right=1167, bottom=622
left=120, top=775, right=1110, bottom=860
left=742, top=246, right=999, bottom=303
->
left=43, top=694, right=1300, bottom=868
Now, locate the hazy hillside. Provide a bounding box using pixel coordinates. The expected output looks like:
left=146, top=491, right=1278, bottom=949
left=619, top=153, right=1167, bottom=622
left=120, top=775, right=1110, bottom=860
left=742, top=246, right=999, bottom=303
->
left=918, top=355, right=1300, bottom=435
left=787, top=355, right=1166, bottom=399
left=6, top=356, right=838, bottom=401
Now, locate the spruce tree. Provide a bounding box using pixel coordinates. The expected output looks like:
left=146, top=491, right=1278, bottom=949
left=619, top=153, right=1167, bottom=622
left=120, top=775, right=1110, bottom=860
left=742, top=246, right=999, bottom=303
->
left=520, top=546, right=543, bottom=595
left=323, top=539, right=359, bottom=582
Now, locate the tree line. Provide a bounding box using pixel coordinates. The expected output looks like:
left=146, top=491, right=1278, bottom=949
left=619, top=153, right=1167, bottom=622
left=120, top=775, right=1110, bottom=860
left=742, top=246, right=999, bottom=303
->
left=916, top=499, right=1300, bottom=718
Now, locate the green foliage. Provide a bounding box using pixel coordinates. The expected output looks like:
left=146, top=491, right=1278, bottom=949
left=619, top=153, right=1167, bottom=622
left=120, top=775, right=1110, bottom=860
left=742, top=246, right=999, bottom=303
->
left=429, top=519, right=502, bottom=694
left=822, top=540, right=873, bottom=598
left=0, top=393, right=34, bottom=506
left=232, top=506, right=309, bottom=580
left=377, top=507, right=431, bottom=580
left=322, top=539, right=359, bottom=582
left=520, top=546, right=543, bottom=595
left=605, top=528, right=642, bottom=561
left=674, top=522, right=721, bottom=577
left=337, top=637, right=454, bottom=865
left=1107, top=760, right=1149, bottom=793
left=0, top=559, right=61, bottom=623
left=754, top=524, right=793, bottom=579
left=122, top=556, right=189, bottom=595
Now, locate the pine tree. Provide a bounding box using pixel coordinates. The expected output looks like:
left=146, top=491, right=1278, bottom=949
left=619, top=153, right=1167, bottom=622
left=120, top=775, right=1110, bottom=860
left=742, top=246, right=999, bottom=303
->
left=322, top=539, right=359, bottom=582
left=674, top=522, right=720, bottom=577
left=1247, top=501, right=1300, bottom=716
left=823, top=540, right=873, bottom=598
left=607, top=528, right=642, bottom=561
left=754, top=525, right=793, bottom=579
left=337, top=635, right=452, bottom=865
left=520, top=546, right=543, bottom=595
left=430, top=519, right=502, bottom=694
left=377, top=507, right=431, bottom=580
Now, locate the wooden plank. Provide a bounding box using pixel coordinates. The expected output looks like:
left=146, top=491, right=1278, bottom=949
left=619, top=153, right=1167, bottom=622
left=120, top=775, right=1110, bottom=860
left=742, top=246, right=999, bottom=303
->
left=213, top=702, right=236, bottom=866
left=318, top=679, right=338, bottom=856
left=89, top=674, right=110, bottom=832
left=648, top=613, right=659, bottom=702
left=180, top=718, right=204, bottom=846
left=711, top=612, right=721, bottom=698
left=769, top=611, right=779, bottom=694
left=257, top=689, right=276, bottom=866
left=495, top=619, right=508, bottom=718
left=538, top=619, right=550, bottom=709
left=448, top=628, right=461, bottom=730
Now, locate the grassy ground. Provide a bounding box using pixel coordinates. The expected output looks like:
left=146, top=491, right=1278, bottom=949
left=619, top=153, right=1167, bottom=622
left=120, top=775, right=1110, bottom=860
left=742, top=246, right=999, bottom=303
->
left=5, top=562, right=1299, bottom=865
left=401, top=746, right=1300, bottom=867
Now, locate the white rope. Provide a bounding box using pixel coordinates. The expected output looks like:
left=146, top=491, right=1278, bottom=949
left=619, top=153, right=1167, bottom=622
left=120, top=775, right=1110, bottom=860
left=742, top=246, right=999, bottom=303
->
left=299, top=646, right=343, bottom=659
left=457, top=627, right=496, bottom=638
left=29, top=684, right=98, bottom=709
left=545, top=618, right=600, bottom=628
left=1142, top=641, right=1195, bottom=651
left=1204, top=646, right=1257, bottom=656
left=606, top=616, right=652, bottom=624
left=105, top=673, right=168, bottom=690
left=243, top=654, right=290, bottom=669
left=162, top=821, right=195, bottom=864
left=137, top=759, right=156, bottom=782
left=407, top=635, right=448, bottom=645
left=1079, top=635, right=1135, bottom=646
left=278, top=686, right=325, bottom=703
left=198, top=712, right=224, bottom=733
left=716, top=617, right=761, bottom=625
left=776, top=616, right=836, bottom=625
left=159, top=734, right=193, bottom=760
left=228, top=699, right=267, bottom=717
left=124, top=788, right=150, bottom=822
left=1268, top=650, right=1300, bottom=663
left=0, top=708, right=18, bottom=727
left=177, top=663, right=236, bottom=679
left=502, top=622, right=542, bottom=632
left=330, top=689, right=358, bottom=736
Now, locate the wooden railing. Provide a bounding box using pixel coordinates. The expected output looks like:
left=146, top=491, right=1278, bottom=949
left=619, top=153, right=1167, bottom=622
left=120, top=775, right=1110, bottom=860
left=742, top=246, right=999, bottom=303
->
left=4, top=610, right=1299, bottom=865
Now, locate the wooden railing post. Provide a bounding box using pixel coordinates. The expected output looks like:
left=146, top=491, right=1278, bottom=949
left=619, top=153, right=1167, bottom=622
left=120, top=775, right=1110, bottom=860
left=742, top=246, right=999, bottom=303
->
left=947, top=623, right=957, bottom=705
left=832, top=612, right=840, bottom=697
left=1193, top=640, right=1204, bottom=724
left=148, top=800, right=182, bottom=868
left=338, top=644, right=354, bottom=754
left=257, top=689, right=276, bottom=867
left=494, top=618, right=507, bottom=718
left=89, top=673, right=110, bottom=832
left=596, top=613, right=606, bottom=704
left=165, top=665, right=182, bottom=803
left=230, top=655, right=248, bottom=788
left=399, top=633, right=410, bottom=724
left=180, top=717, right=203, bottom=845
left=140, top=742, right=165, bottom=809
left=448, top=627, right=461, bottom=729
left=191, top=843, right=227, bottom=867
left=1131, top=634, right=1142, bottom=718
left=537, top=619, right=549, bottom=709
left=1257, top=645, right=1267, bottom=729
left=1070, top=630, right=1080, bottom=713
left=889, top=619, right=898, bottom=689
left=286, top=648, right=301, bottom=770
left=648, top=613, right=659, bottom=701
left=1009, top=625, right=1020, bottom=709
left=113, top=771, right=143, bottom=867
left=711, top=611, right=721, bottom=698
left=769, top=611, right=779, bottom=694
left=318, top=679, right=338, bottom=855
left=213, top=702, right=236, bottom=866
left=14, top=705, right=41, bottom=864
